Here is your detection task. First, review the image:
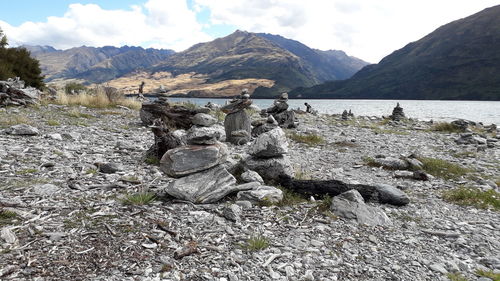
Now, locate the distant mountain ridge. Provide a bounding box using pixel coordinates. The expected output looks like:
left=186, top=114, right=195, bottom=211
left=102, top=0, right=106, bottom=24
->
left=152, top=30, right=368, bottom=97
left=24, top=45, right=174, bottom=83
left=290, top=5, right=500, bottom=100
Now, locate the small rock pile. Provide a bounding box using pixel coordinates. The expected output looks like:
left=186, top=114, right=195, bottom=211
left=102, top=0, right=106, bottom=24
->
left=243, top=127, right=294, bottom=183
left=390, top=102, right=406, bottom=121
left=221, top=90, right=253, bottom=145
left=0, top=77, right=41, bottom=106
left=261, top=93, right=298, bottom=128
left=251, top=115, right=278, bottom=137
left=455, top=132, right=496, bottom=149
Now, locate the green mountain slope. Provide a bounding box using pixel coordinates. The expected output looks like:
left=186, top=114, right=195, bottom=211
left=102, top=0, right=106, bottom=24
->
left=290, top=5, right=500, bottom=100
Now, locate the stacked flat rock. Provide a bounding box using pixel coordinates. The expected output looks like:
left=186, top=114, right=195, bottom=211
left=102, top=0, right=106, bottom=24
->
left=243, top=127, right=294, bottom=183
left=0, top=77, right=41, bottom=107
left=390, top=103, right=406, bottom=121
left=261, top=93, right=298, bottom=129
left=186, top=113, right=225, bottom=145
left=221, top=90, right=252, bottom=145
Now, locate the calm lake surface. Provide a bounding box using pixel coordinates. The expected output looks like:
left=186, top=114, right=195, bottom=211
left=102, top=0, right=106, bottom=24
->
left=167, top=98, right=500, bottom=124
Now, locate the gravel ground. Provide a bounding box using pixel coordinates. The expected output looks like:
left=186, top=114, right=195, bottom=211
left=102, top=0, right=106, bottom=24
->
left=0, top=104, right=499, bottom=281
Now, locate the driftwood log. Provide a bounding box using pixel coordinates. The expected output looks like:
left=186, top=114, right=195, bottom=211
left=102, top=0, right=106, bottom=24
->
left=140, top=98, right=210, bottom=127
left=278, top=175, right=409, bottom=206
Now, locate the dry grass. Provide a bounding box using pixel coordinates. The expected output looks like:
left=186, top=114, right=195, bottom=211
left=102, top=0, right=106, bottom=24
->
left=53, top=88, right=141, bottom=110
left=430, top=122, right=463, bottom=133
left=0, top=113, right=31, bottom=127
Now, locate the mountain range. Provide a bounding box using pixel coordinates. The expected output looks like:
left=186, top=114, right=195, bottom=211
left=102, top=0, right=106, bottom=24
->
left=26, top=31, right=368, bottom=97
left=290, top=5, right=500, bottom=100
left=24, top=45, right=174, bottom=83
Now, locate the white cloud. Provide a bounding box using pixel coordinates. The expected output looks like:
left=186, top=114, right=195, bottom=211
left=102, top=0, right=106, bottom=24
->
left=0, top=0, right=212, bottom=51
left=195, top=0, right=499, bottom=63
left=1, top=0, right=498, bottom=63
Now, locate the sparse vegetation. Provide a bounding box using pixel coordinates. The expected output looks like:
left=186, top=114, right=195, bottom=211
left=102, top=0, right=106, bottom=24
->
left=240, top=234, right=270, bottom=252
left=446, top=272, right=468, bottom=281
left=53, top=88, right=141, bottom=110
left=372, top=127, right=410, bottom=135
left=144, top=156, right=160, bottom=165
left=288, top=133, right=325, bottom=146
left=276, top=186, right=307, bottom=206
left=209, top=109, right=225, bottom=122
left=16, top=168, right=38, bottom=175
left=0, top=114, right=30, bottom=127
left=443, top=187, right=499, bottom=211
left=64, top=82, right=87, bottom=94
left=430, top=122, right=463, bottom=133
left=0, top=209, right=18, bottom=226
left=46, top=119, right=60, bottom=126
left=121, top=192, right=156, bottom=205
left=66, top=109, right=94, bottom=119
left=333, top=140, right=359, bottom=147
left=418, top=157, right=472, bottom=180
left=476, top=269, right=500, bottom=280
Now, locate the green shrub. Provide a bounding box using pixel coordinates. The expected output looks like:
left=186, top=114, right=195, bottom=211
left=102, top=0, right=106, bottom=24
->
left=475, top=269, right=500, bottom=280
left=443, top=187, right=499, bottom=211
left=446, top=272, right=468, bottom=281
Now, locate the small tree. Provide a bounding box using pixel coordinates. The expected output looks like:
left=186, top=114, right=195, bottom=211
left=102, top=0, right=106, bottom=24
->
left=0, top=26, right=44, bottom=88
left=0, top=27, right=7, bottom=48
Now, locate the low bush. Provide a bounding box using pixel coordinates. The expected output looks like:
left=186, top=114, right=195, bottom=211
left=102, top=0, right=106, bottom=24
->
left=288, top=133, right=325, bottom=146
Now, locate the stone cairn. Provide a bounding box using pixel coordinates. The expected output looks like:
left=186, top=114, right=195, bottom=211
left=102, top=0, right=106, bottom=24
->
left=242, top=127, right=294, bottom=185
left=158, top=112, right=242, bottom=203
left=260, top=92, right=298, bottom=129
left=390, top=102, right=406, bottom=121
left=341, top=110, right=349, bottom=120
left=0, top=77, right=41, bottom=106
left=220, top=89, right=253, bottom=145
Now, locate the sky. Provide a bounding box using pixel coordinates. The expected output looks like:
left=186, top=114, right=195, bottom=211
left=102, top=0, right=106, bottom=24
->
left=0, top=0, right=498, bottom=63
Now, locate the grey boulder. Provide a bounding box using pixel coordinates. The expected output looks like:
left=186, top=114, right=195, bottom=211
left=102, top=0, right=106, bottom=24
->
left=248, top=127, right=288, bottom=158
left=192, top=113, right=217, bottom=127
left=160, top=142, right=228, bottom=177
left=186, top=126, right=222, bottom=145
left=5, top=124, right=39, bottom=136
left=241, top=170, right=264, bottom=184
left=161, top=166, right=245, bottom=203
left=373, top=157, right=409, bottom=170
left=237, top=185, right=283, bottom=204
left=330, top=190, right=392, bottom=226
left=373, top=184, right=410, bottom=206
left=243, top=155, right=294, bottom=182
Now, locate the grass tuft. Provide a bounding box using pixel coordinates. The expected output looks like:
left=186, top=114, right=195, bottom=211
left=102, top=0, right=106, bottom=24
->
left=288, top=133, right=325, bottom=146
left=16, top=168, right=38, bottom=175
left=209, top=109, right=226, bottom=122
left=443, top=187, right=499, bottom=211
left=418, top=157, right=472, bottom=180
left=121, top=192, right=156, bottom=205
left=276, top=186, right=307, bottom=206
left=240, top=234, right=270, bottom=252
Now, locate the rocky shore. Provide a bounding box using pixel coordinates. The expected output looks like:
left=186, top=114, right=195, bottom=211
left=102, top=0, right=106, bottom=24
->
left=0, top=103, right=499, bottom=281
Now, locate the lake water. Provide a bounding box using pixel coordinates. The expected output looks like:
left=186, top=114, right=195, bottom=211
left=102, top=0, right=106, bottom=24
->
left=167, top=98, right=500, bottom=125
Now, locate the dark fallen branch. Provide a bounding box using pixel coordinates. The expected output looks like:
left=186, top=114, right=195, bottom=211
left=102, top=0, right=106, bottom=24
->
left=277, top=175, right=409, bottom=206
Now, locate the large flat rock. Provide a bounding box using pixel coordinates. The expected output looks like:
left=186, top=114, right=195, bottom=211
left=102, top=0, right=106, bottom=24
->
left=160, top=142, right=228, bottom=177
left=161, top=166, right=248, bottom=203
